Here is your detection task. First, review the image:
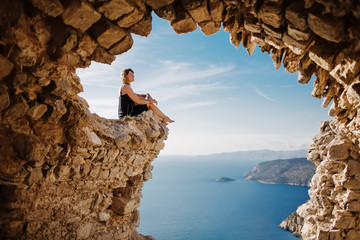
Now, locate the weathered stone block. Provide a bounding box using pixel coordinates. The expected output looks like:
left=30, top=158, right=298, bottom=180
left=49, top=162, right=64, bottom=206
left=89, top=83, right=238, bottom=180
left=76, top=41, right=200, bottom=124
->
left=6, top=95, right=29, bottom=119
left=76, top=34, right=98, bottom=59
left=28, top=167, right=43, bottom=185
left=77, top=223, right=93, bottom=239
left=0, top=84, right=10, bottom=111
left=259, top=1, right=284, bottom=28
left=62, top=0, right=101, bottom=32
left=10, top=45, right=38, bottom=68
left=244, top=14, right=262, bottom=33
left=198, top=20, right=220, bottom=36
left=285, top=0, right=307, bottom=31
left=130, top=13, right=152, bottom=36
left=143, top=0, right=175, bottom=9
left=185, top=0, right=211, bottom=23
left=154, top=4, right=177, bottom=21
left=90, top=47, right=116, bottom=65
left=109, top=33, right=133, bottom=55
left=347, top=83, right=360, bottom=101
left=287, top=24, right=311, bottom=41
left=98, top=212, right=110, bottom=222
left=86, top=129, right=102, bottom=146
left=262, top=23, right=282, bottom=39
left=251, top=33, right=266, bottom=47
left=282, top=32, right=308, bottom=55
left=330, top=50, right=360, bottom=85
left=111, top=197, right=140, bottom=215
left=282, top=49, right=300, bottom=73
left=309, top=40, right=337, bottom=71
left=209, top=0, right=224, bottom=22
left=328, top=142, right=349, bottom=161
left=265, top=35, right=284, bottom=49
left=171, top=9, right=197, bottom=34
left=32, top=0, right=63, bottom=17
left=0, top=55, right=14, bottom=79
left=97, top=0, right=134, bottom=20
left=346, top=200, right=360, bottom=211
left=91, top=19, right=127, bottom=49
left=333, top=211, right=357, bottom=229
left=308, top=12, right=345, bottom=43
left=117, top=8, right=145, bottom=28
left=27, top=103, right=48, bottom=120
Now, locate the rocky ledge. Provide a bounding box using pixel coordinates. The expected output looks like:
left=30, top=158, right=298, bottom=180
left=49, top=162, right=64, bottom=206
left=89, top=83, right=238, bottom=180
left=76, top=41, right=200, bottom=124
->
left=0, top=106, right=168, bottom=239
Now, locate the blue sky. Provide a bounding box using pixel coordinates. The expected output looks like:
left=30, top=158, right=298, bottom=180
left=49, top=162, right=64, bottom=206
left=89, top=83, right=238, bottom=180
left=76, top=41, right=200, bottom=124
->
left=77, top=15, right=331, bottom=155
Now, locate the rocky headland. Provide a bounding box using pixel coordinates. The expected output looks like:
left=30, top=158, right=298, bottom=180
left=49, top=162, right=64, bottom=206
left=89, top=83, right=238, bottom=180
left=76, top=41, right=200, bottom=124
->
left=244, top=158, right=316, bottom=187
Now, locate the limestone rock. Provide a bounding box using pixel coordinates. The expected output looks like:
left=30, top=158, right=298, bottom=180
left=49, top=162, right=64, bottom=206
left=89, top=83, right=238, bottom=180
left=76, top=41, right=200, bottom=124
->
left=27, top=103, right=48, bottom=120
left=97, top=0, right=134, bottom=21
left=182, top=0, right=211, bottom=23
left=32, top=0, right=64, bottom=17
left=2, top=1, right=360, bottom=239
left=171, top=4, right=197, bottom=34
left=285, top=1, right=307, bottom=31
left=308, top=12, right=345, bottom=43
left=154, top=4, right=177, bottom=21
left=62, top=0, right=101, bottom=32
left=91, top=18, right=127, bottom=49
left=259, top=0, right=284, bottom=29
left=109, top=33, right=134, bottom=55
left=0, top=55, right=14, bottom=79
left=117, top=8, right=145, bottom=28
left=143, top=0, right=175, bottom=9
left=130, top=13, right=152, bottom=36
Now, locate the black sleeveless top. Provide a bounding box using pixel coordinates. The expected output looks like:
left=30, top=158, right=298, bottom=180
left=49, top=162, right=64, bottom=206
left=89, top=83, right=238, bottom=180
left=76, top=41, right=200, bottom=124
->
left=118, top=93, right=134, bottom=118
left=118, top=88, right=148, bottom=119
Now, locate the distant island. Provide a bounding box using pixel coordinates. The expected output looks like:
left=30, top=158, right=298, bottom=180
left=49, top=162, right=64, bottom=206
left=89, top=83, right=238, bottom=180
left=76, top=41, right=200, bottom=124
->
left=215, top=177, right=235, bottom=182
left=244, top=158, right=316, bottom=187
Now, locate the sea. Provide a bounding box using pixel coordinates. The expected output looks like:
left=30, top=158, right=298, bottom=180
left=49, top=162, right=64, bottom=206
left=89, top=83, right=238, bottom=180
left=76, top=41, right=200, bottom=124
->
left=137, top=156, right=310, bottom=240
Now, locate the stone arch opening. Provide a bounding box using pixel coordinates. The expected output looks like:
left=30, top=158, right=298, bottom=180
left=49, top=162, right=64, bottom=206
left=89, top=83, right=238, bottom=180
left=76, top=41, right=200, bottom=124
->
left=1, top=0, right=360, bottom=239
left=77, top=16, right=329, bottom=156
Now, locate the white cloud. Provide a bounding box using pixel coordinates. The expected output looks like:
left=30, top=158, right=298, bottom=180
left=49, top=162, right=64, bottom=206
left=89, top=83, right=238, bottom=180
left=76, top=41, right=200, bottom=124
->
left=248, top=84, right=276, bottom=102
left=176, top=100, right=217, bottom=110
left=139, top=60, right=237, bottom=89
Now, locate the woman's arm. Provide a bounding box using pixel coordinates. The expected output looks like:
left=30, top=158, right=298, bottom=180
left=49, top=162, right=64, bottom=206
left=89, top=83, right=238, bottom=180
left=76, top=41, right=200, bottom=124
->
left=123, top=85, right=153, bottom=105
left=136, top=93, right=147, bottom=99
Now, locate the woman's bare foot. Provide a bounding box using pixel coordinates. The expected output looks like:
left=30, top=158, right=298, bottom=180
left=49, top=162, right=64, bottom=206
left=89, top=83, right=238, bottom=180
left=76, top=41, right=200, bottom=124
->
left=162, top=117, right=175, bottom=124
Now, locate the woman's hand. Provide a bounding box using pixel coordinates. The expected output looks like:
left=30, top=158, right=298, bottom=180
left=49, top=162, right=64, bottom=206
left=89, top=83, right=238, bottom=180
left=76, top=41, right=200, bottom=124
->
left=147, top=94, right=158, bottom=105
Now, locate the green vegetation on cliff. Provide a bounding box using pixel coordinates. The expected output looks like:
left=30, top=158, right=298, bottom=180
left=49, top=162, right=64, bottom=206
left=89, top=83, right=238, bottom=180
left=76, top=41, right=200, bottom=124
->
left=244, top=158, right=316, bottom=186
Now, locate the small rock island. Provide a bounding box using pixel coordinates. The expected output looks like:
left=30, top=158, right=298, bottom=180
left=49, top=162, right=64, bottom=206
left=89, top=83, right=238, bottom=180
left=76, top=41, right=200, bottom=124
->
left=215, top=177, right=235, bottom=182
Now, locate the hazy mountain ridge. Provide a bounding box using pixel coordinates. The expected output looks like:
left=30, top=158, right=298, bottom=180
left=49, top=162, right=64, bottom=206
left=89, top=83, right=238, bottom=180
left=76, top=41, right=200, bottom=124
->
left=195, top=149, right=308, bottom=162
left=244, top=158, right=316, bottom=186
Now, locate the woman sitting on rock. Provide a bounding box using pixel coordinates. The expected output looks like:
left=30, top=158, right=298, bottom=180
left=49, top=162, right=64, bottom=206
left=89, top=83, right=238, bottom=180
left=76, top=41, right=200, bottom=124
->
left=118, top=68, right=174, bottom=124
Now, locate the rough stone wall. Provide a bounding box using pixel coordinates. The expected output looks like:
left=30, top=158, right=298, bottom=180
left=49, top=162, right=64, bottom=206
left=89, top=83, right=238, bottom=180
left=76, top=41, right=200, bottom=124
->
left=1, top=0, right=360, bottom=239
left=296, top=120, right=360, bottom=239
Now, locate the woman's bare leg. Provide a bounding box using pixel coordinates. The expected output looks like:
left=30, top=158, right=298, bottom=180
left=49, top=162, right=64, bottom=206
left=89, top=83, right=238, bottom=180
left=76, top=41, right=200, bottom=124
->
left=147, top=103, right=174, bottom=124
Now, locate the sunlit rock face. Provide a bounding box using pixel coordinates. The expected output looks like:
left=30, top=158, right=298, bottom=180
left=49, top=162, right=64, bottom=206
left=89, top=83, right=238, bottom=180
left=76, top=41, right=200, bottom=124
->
left=0, top=0, right=360, bottom=239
